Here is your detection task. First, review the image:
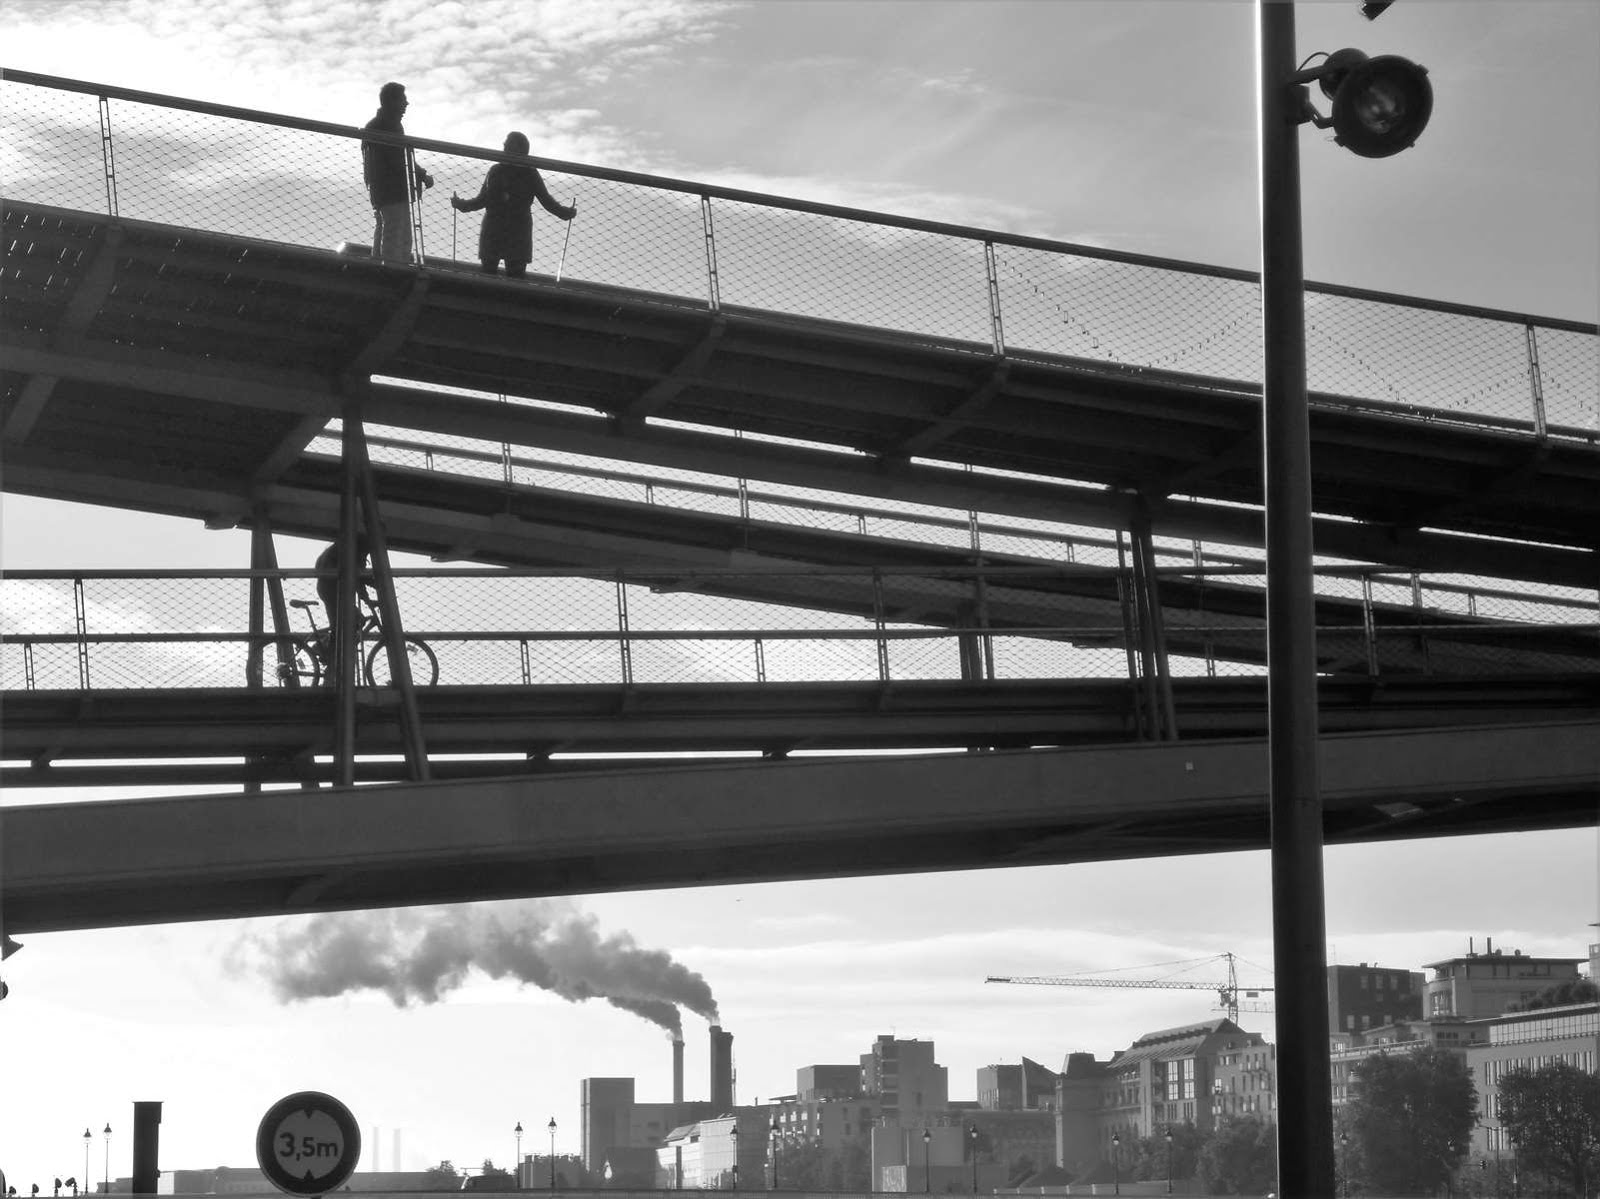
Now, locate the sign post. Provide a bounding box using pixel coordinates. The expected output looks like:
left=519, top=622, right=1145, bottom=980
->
left=256, top=1092, right=362, bottom=1196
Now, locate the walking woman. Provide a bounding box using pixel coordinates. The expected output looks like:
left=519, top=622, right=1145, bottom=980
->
left=450, top=132, right=575, bottom=277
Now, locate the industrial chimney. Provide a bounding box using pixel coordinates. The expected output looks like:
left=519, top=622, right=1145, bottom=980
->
left=673, top=1037, right=685, bottom=1105
left=709, top=1025, right=734, bottom=1112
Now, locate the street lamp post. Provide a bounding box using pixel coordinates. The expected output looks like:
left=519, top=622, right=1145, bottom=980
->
left=515, top=1123, right=524, bottom=1190
left=968, top=1126, right=977, bottom=1193
left=102, top=1125, right=110, bottom=1195
left=1111, top=1134, right=1120, bottom=1197
left=770, top=1119, right=779, bottom=1190
left=922, top=1130, right=931, bottom=1195
left=1338, top=1133, right=1349, bottom=1198
left=1165, top=1130, right=1173, bottom=1196
left=81, top=1131, right=90, bottom=1196
left=730, top=1124, right=739, bottom=1192
left=547, top=1118, right=556, bottom=1191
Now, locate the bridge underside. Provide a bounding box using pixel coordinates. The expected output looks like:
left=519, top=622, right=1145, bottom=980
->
left=6, top=720, right=1595, bottom=935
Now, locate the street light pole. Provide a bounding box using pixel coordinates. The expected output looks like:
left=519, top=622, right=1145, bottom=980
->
left=102, top=1125, right=110, bottom=1195
left=922, top=1130, right=931, bottom=1195
left=82, top=1131, right=90, bottom=1196
left=547, top=1118, right=556, bottom=1191
left=770, top=1120, right=779, bottom=1190
left=730, top=1124, right=739, bottom=1192
left=515, top=1123, right=523, bottom=1190
left=968, top=1126, right=977, bottom=1194
left=1111, top=1134, right=1120, bottom=1197
left=1257, top=6, right=1336, bottom=1194
left=1165, top=1130, right=1173, bottom=1196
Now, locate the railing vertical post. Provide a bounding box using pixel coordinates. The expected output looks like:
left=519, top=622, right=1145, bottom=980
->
left=246, top=527, right=268, bottom=691
left=1115, top=532, right=1146, bottom=739
left=519, top=638, right=533, bottom=686
left=754, top=637, right=767, bottom=684
left=335, top=409, right=361, bottom=786
left=615, top=574, right=634, bottom=685
left=96, top=95, right=119, bottom=217
left=350, top=404, right=432, bottom=781
left=1410, top=572, right=1432, bottom=675
left=871, top=569, right=891, bottom=683
left=701, top=195, right=722, bottom=312
left=1361, top=574, right=1379, bottom=676
left=72, top=576, right=91, bottom=690
left=1132, top=508, right=1178, bottom=741
left=1524, top=323, right=1548, bottom=439
left=24, top=642, right=37, bottom=691
left=984, top=240, right=1006, bottom=356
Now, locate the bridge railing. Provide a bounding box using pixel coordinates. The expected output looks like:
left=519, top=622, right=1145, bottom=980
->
left=3, top=68, right=1595, bottom=437
left=2, top=566, right=1592, bottom=692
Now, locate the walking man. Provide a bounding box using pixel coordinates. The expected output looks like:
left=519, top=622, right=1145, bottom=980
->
left=362, top=81, right=432, bottom=263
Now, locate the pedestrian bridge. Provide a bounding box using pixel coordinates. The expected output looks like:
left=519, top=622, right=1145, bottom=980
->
left=1, top=70, right=1596, bottom=932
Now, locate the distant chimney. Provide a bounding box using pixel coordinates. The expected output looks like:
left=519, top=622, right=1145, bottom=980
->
left=1487, top=936, right=1494, bottom=954
left=710, top=1025, right=734, bottom=1111
left=673, top=1038, right=685, bottom=1104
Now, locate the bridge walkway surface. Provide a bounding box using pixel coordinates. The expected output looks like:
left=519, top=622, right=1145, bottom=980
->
left=1, top=70, right=1596, bottom=931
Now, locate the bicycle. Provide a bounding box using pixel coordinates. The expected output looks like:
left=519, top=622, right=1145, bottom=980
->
left=274, top=591, right=439, bottom=687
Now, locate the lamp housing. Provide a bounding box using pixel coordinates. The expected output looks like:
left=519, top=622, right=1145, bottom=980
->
left=1328, top=52, right=1433, bottom=157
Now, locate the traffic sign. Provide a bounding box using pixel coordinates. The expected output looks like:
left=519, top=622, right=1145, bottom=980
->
left=256, top=1091, right=362, bottom=1195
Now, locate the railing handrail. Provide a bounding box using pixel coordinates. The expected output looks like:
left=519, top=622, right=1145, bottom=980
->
left=5, top=65, right=1595, bottom=335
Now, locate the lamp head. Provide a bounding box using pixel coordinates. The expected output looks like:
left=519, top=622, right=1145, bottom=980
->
left=1328, top=52, right=1434, bottom=157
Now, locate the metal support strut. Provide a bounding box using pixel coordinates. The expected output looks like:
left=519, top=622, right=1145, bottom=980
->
left=331, top=397, right=432, bottom=785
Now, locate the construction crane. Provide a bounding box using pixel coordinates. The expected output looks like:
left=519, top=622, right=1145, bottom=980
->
left=986, top=952, right=1275, bottom=1022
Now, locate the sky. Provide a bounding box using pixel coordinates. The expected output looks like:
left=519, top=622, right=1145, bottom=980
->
left=2, top=0, right=1598, bottom=1186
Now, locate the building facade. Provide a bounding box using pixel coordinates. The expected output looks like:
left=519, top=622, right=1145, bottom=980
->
left=1422, top=942, right=1584, bottom=1018
left=1327, top=962, right=1425, bottom=1034
left=860, top=1035, right=948, bottom=1127
left=1464, top=1001, right=1599, bottom=1158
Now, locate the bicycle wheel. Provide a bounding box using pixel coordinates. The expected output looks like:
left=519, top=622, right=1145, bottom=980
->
left=364, top=636, right=439, bottom=687
left=274, top=640, right=323, bottom=687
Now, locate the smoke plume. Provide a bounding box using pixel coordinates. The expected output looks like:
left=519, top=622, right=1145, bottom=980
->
left=233, top=900, right=718, bottom=1037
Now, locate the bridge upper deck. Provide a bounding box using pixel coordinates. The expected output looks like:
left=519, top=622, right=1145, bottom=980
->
left=1, top=69, right=1596, bottom=590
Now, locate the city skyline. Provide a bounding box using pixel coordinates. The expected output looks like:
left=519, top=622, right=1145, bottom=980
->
left=1, top=0, right=1596, bottom=1185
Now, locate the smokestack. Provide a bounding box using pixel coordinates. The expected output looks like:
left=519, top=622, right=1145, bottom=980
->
left=673, top=1038, right=685, bottom=1104
left=710, top=1025, right=734, bottom=1111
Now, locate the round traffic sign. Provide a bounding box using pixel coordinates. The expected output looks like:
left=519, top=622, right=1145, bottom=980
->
left=256, top=1091, right=362, bottom=1195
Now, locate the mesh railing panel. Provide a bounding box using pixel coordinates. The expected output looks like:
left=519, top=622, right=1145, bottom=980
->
left=3, top=72, right=1592, bottom=443
left=711, top=199, right=995, bottom=342
left=996, top=243, right=1263, bottom=380
left=2, top=567, right=1591, bottom=692
left=1536, top=325, right=1600, bottom=433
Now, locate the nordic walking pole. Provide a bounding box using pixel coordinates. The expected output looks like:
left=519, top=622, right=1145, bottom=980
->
left=555, top=196, right=577, bottom=282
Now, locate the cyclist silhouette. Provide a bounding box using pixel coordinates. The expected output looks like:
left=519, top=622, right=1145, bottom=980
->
left=314, top=534, right=375, bottom=677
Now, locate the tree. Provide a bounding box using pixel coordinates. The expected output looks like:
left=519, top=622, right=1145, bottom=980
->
left=1199, top=1116, right=1278, bottom=1196
left=1347, top=1045, right=1478, bottom=1195
left=1497, top=1062, right=1600, bottom=1196
left=1126, top=1123, right=1202, bottom=1183
left=422, top=1162, right=461, bottom=1190
left=480, top=1160, right=511, bottom=1177
left=774, top=1140, right=830, bottom=1191
left=1504, top=979, right=1598, bottom=1012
